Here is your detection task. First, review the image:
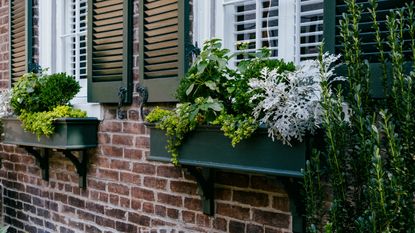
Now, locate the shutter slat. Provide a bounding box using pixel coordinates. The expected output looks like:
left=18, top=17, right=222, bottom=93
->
left=145, top=54, right=178, bottom=64
left=145, top=25, right=178, bottom=37
left=145, top=40, right=178, bottom=51
left=145, top=18, right=178, bottom=30
left=145, top=32, right=177, bottom=44
left=145, top=47, right=178, bottom=58
left=10, top=0, right=32, bottom=83
left=145, top=4, right=178, bottom=16
left=145, top=62, right=178, bottom=71
left=145, top=0, right=177, bottom=10
left=88, top=0, right=132, bottom=103
left=144, top=69, right=178, bottom=78
left=145, top=10, right=178, bottom=23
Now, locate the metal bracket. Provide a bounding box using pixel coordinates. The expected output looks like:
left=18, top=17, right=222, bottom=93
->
left=62, top=150, right=89, bottom=189
left=281, top=177, right=305, bottom=233
left=117, top=87, right=128, bottom=120
left=183, top=166, right=215, bottom=216
left=24, top=147, right=49, bottom=181
left=136, top=84, right=148, bottom=120
left=22, top=147, right=90, bottom=189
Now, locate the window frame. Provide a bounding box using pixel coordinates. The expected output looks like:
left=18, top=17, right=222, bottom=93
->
left=38, top=0, right=102, bottom=119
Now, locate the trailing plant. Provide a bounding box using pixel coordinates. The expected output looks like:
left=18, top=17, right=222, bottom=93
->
left=11, top=72, right=80, bottom=115
left=19, top=105, right=86, bottom=139
left=304, top=1, right=415, bottom=232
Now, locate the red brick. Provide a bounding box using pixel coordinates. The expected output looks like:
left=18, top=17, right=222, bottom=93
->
left=101, top=146, right=123, bottom=157
left=182, top=210, right=195, bottom=224
left=110, top=159, right=131, bottom=171
left=213, top=217, right=227, bottom=231
left=135, top=136, right=149, bottom=148
left=122, top=122, right=145, bottom=134
left=95, top=216, right=115, bottom=229
left=120, top=197, right=130, bottom=208
left=216, top=203, right=250, bottom=221
left=170, top=180, right=197, bottom=195
left=216, top=171, right=249, bottom=188
left=120, top=172, right=141, bottom=185
left=251, top=175, right=286, bottom=193
left=196, top=213, right=211, bottom=228
left=108, top=183, right=130, bottom=196
left=96, top=169, right=119, bottom=181
left=132, top=163, right=155, bottom=175
left=229, top=220, right=245, bottom=233
left=105, top=208, right=126, bottom=220
left=272, top=196, right=290, bottom=212
left=112, top=134, right=134, bottom=146
left=247, top=224, right=265, bottom=233
left=88, top=179, right=106, bottom=191
left=131, top=187, right=154, bottom=201
left=100, top=121, right=122, bottom=132
left=68, top=196, right=85, bottom=208
left=155, top=205, right=166, bottom=217
left=143, top=176, right=167, bottom=190
left=253, top=210, right=290, bottom=228
left=53, top=193, right=68, bottom=204
left=124, top=148, right=143, bottom=160
left=157, top=193, right=182, bottom=207
left=128, top=110, right=139, bottom=121
left=128, top=212, right=150, bottom=226
left=115, top=221, right=137, bottom=233
left=184, top=197, right=202, bottom=211
left=233, top=190, right=269, bottom=207
left=215, top=188, right=231, bottom=201
left=110, top=194, right=119, bottom=205
left=98, top=133, right=111, bottom=144
left=142, top=202, right=154, bottom=214
left=167, top=208, right=179, bottom=219
left=157, top=165, right=182, bottom=178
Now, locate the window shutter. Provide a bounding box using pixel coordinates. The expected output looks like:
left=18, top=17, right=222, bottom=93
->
left=9, top=0, right=33, bottom=84
left=324, top=0, right=411, bottom=97
left=139, top=0, right=190, bottom=102
left=87, top=0, right=133, bottom=103
left=299, top=0, right=323, bottom=61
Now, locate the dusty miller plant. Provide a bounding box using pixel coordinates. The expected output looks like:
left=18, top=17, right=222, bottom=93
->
left=249, top=54, right=343, bottom=145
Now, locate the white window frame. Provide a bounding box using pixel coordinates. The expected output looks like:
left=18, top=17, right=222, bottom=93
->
left=38, top=0, right=102, bottom=119
left=193, top=0, right=323, bottom=64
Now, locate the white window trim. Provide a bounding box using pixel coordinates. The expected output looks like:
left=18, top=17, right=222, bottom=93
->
left=38, top=0, right=103, bottom=119
left=193, top=0, right=323, bottom=64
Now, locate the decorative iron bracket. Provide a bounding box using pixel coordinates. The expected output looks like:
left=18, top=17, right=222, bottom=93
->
left=22, top=147, right=90, bottom=189
left=117, top=87, right=128, bottom=120
left=136, top=84, right=148, bottom=120
left=183, top=166, right=215, bottom=216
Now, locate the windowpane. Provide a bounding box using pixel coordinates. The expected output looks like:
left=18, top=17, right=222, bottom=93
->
left=232, top=0, right=278, bottom=64
left=299, top=0, right=323, bottom=61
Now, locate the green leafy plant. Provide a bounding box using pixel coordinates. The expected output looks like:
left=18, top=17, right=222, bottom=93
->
left=10, top=71, right=86, bottom=138
left=304, top=1, right=415, bottom=232
left=147, top=39, right=309, bottom=165
left=20, top=105, right=87, bottom=139
left=11, top=72, right=80, bottom=115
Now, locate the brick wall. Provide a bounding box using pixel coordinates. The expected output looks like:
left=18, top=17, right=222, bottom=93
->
left=0, top=1, right=294, bottom=232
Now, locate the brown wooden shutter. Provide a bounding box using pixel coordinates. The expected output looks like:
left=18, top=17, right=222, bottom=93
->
left=139, top=0, right=190, bottom=102
left=87, top=0, right=133, bottom=103
left=9, top=0, right=33, bottom=84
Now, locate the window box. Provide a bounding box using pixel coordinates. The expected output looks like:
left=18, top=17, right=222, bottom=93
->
left=2, top=117, right=99, bottom=149
left=147, top=124, right=310, bottom=178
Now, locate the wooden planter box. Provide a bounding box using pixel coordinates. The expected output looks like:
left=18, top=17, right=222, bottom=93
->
left=2, top=117, right=99, bottom=149
left=147, top=125, right=311, bottom=178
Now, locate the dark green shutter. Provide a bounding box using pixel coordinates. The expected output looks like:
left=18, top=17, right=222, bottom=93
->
left=87, top=0, right=133, bottom=103
left=324, top=0, right=412, bottom=97
left=139, top=0, right=190, bottom=102
left=9, top=0, right=33, bottom=84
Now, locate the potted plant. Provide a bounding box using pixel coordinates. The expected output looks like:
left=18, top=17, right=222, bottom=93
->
left=1, top=72, right=99, bottom=149
left=145, top=39, right=340, bottom=177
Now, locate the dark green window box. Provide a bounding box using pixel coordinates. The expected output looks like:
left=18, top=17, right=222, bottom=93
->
left=1, top=117, right=99, bottom=188
left=147, top=124, right=311, bottom=178
left=2, top=117, right=99, bottom=149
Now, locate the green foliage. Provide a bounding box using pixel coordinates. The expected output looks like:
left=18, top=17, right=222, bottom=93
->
left=11, top=72, right=80, bottom=115
left=304, top=1, right=415, bottom=232
left=212, top=113, right=257, bottom=147
left=149, top=39, right=294, bottom=164
left=0, top=225, right=9, bottom=233
left=20, top=105, right=86, bottom=139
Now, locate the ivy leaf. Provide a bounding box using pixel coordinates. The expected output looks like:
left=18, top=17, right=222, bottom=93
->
left=209, top=102, right=223, bottom=112
left=227, top=87, right=235, bottom=93
left=197, top=61, right=208, bottom=74
left=186, top=83, right=195, bottom=96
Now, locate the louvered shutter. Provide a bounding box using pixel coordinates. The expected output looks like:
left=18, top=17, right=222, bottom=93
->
left=9, top=0, right=33, bottom=84
left=87, top=0, right=133, bottom=103
left=139, top=0, right=190, bottom=102
left=324, top=0, right=411, bottom=97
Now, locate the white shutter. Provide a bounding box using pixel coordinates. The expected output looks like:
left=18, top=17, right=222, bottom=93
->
left=227, top=0, right=279, bottom=64
left=298, top=0, right=323, bottom=61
